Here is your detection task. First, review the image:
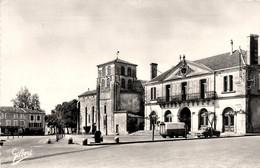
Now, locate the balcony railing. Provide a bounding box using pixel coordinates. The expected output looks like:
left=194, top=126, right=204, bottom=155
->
left=156, top=91, right=216, bottom=104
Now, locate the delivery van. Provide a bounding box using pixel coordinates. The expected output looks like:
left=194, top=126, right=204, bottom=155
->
left=159, top=122, right=187, bottom=138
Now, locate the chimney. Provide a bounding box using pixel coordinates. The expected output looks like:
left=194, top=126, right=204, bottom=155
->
left=150, top=63, right=158, bottom=80
left=247, top=34, right=259, bottom=65
left=230, top=39, right=233, bottom=55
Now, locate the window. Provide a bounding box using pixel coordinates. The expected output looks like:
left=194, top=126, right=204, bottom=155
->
left=121, top=78, right=125, bottom=89
left=224, top=76, right=228, bottom=92
left=107, top=66, right=111, bottom=76
left=121, top=66, right=125, bottom=76
left=6, top=120, right=11, bottom=126
left=164, top=111, right=172, bottom=122
left=13, top=113, right=18, bottom=119
left=223, top=75, right=233, bottom=92
left=128, top=79, right=132, bottom=89
left=200, top=79, right=207, bottom=99
left=229, top=75, right=233, bottom=91
left=37, top=115, right=40, bottom=121
left=151, top=87, right=156, bottom=100
left=104, top=105, right=107, bottom=114
left=107, top=78, right=110, bottom=88
left=127, top=67, right=131, bottom=76
left=31, top=115, right=34, bottom=121
left=102, top=67, right=106, bottom=76
left=101, top=79, right=105, bottom=89
left=20, top=120, right=24, bottom=126
left=14, top=120, right=18, bottom=126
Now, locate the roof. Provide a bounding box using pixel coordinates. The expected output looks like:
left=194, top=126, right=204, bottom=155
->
left=0, top=106, right=45, bottom=114
left=149, top=50, right=246, bottom=83
left=194, top=50, right=245, bottom=70
left=78, top=89, right=96, bottom=97
left=97, top=58, right=137, bottom=67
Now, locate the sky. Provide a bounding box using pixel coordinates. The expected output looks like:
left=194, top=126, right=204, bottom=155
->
left=1, top=0, right=260, bottom=114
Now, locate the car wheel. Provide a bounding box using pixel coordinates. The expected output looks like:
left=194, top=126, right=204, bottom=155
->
left=197, top=135, right=201, bottom=138
left=169, top=134, right=174, bottom=138
left=162, top=135, right=166, bottom=138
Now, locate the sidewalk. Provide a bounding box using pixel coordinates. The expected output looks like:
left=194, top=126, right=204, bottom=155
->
left=62, top=130, right=257, bottom=146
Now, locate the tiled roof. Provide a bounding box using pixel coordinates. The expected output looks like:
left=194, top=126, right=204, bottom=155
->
left=97, top=58, right=137, bottom=67
left=0, top=106, right=45, bottom=114
left=78, top=89, right=96, bottom=97
left=149, top=50, right=246, bottom=83
left=194, top=50, right=245, bottom=70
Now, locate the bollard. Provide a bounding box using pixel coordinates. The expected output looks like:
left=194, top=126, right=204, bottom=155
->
left=82, top=138, right=88, bottom=146
left=115, top=135, right=119, bottom=144
left=47, top=139, right=51, bottom=144
left=68, top=137, right=73, bottom=144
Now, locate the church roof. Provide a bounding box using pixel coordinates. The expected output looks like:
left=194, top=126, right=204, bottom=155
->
left=97, top=58, right=137, bottom=67
left=78, top=89, right=96, bottom=97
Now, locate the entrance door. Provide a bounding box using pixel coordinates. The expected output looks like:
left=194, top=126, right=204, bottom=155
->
left=223, top=108, right=234, bottom=132
left=179, top=107, right=191, bottom=131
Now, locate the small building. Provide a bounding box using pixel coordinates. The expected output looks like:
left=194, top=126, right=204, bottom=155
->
left=144, top=34, right=260, bottom=135
left=0, top=106, right=45, bottom=135
left=78, top=58, right=145, bottom=135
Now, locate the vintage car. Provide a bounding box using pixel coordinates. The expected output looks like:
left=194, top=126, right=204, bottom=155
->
left=196, top=127, right=221, bottom=138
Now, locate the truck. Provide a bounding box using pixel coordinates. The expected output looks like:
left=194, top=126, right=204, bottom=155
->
left=159, top=122, right=188, bottom=138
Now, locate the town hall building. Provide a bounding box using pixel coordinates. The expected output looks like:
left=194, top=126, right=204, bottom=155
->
left=144, top=34, right=260, bottom=135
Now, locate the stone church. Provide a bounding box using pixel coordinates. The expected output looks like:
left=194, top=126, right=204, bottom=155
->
left=144, top=34, right=260, bottom=134
left=78, top=58, right=145, bottom=135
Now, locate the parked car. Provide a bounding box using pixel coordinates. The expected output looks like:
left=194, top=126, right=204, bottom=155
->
left=196, top=127, right=221, bottom=138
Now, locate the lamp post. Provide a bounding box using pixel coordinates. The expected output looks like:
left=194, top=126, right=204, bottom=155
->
left=150, top=114, right=158, bottom=141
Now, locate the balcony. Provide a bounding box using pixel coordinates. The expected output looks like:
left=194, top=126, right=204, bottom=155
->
left=156, top=91, right=217, bottom=105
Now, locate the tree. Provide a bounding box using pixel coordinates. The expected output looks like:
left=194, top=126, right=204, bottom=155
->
left=11, top=86, right=41, bottom=110
left=49, top=99, right=78, bottom=134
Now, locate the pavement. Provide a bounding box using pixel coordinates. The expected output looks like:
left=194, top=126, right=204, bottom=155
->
left=58, top=130, right=260, bottom=146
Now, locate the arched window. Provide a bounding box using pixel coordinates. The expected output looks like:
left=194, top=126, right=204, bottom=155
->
left=121, top=78, right=125, bottom=89
left=101, top=79, right=105, bottom=89
left=102, top=67, right=106, bottom=76
left=127, top=67, right=131, bottom=76
left=164, top=110, right=172, bottom=122
left=199, top=109, right=208, bottom=130
left=107, top=66, right=111, bottom=76
left=121, top=66, right=125, bottom=76
left=128, top=79, right=132, bottom=89
left=107, top=78, right=110, bottom=88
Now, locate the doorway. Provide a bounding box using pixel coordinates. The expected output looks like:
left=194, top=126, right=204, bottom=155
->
left=179, top=107, right=191, bottom=131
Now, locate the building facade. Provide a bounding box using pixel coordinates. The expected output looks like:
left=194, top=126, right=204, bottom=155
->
left=145, top=34, right=260, bottom=134
left=0, top=106, right=45, bottom=135
left=78, top=58, right=145, bottom=135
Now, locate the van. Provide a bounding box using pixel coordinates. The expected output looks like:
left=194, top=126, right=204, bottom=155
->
left=159, top=122, right=187, bottom=138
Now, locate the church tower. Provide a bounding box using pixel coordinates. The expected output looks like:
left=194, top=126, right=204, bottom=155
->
left=96, top=57, right=138, bottom=135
